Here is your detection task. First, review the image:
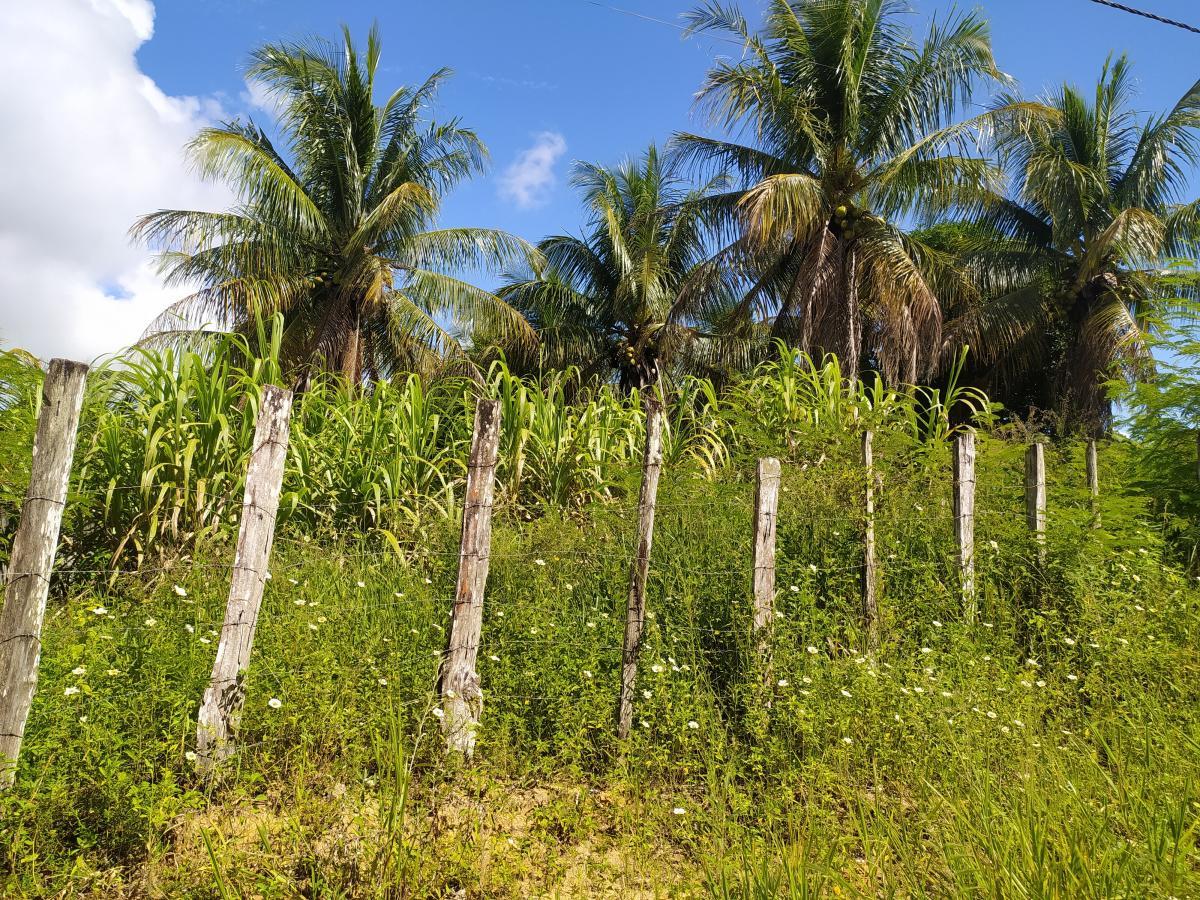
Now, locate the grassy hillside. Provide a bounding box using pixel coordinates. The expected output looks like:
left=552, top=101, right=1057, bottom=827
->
left=1, top=338, right=1198, bottom=897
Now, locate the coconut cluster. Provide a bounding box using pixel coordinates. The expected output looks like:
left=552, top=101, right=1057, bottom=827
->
left=831, top=204, right=865, bottom=241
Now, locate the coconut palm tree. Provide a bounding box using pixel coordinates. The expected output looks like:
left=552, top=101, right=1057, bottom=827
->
left=496, top=146, right=753, bottom=392
left=133, top=25, right=537, bottom=385
left=676, top=0, right=1008, bottom=385
left=946, top=55, right=1200, bottom=434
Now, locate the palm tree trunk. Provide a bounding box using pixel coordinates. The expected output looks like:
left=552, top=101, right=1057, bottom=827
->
left=844, top=244, right=860, bottom=381
left=341, top=311, right=362, bottom=386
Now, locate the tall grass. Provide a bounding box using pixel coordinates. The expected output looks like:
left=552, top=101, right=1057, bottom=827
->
left=3, top=327, right=1193, bottom=897
left=5, top=321, right=995, bottom=576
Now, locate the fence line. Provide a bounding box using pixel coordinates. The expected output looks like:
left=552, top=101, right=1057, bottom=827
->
left=618, top=397, right=664, bottom=740
left=439, top=398, right=501, bottom=757
left=0, top=359, right=89, bottom=790
left=196, top=385, right=293, bottom=776
left=1, top=380, right=1125, bottom=778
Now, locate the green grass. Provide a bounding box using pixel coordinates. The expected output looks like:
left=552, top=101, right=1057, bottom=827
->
left=2, top=440, right=1198, bottom=897
left=1, top=337, right=1196, bottom=895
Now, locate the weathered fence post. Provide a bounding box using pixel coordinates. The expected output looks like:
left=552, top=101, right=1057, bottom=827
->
left=861, top=430, right=880, bottom=653
left=196, top=386, right=293, bottom=776
left=953, top=430, right=977, bottom=623
left=1086, top=439, right=1100, bottom=529
left=1025, top=441, right=1047, bottom=556
left=752, top=458, right=781, bottom=669
left=439, top=398, right=501, bottom=757
left=0, top=360, right=88, bottom=789
left=617, top=397, right=664, bottom=739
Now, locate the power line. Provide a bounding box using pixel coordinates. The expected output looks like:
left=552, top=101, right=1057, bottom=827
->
left=582, top=1, right=749, bottom=48
left=1083, top=0, right=1200, bottom=34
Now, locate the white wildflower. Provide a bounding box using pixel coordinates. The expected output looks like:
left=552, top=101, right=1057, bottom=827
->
left=91, top=606, right=108, bottom=616
left=687, top=720, right=700, bottom=730
left=268, top=697, right=283, bottom=709
left=63, top=686, right=80, bottom=696
left=71, top=666, right=86, bottom=676
left=173, top=585, right=187, bottom=597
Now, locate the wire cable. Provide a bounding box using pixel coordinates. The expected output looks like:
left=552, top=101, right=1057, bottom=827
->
left=582, top=0, right=749, bottom=48
left=1083, top=0, right=1200, bottom=34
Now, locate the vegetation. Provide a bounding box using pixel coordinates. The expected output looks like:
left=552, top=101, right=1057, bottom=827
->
left=4, top=0, right=1200, bottom=896
left=133, top=26, right=537, bottom=385
left=497, top=146, right=750, bottom=391
left=116, top=1, right=1200, bottom=432
left=677, top=0, right=1006, bottom=385
left=2, top=332, right=1199, bottom=895
left=942, top=55, right=1200, bottom=435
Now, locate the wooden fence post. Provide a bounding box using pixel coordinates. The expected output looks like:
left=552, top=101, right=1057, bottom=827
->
left=0, top=360, right=88, bottom=789
left=1086, top=439, right=1100, bottom=529
left=617, top=397, right=664, bottom=739
left=752, top=458, right=781, bottom=668
left=196, top=386, right=293, bottom=776
left=1025, top=441, right=1046, bottom=556
left=439, top=398, right=501, bottom=757
left=861, top=430, right=880, bottom=653
left=953, top=431, right=977, bottom=623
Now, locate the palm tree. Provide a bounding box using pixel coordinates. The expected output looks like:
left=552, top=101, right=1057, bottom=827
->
left=133, top=25, right=537, bottom=385
left=676, top=0, right=1008, bottom=385
left=945, top=56, right=1200, bottom=435
left=497, top=146, right=750, bottom=392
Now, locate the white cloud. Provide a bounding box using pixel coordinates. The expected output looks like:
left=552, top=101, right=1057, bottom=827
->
left=498, top=132, right=567, bottom=210
left=241, top=77, right=285, bottom=121
left=0, top=0, right=230, bottom=362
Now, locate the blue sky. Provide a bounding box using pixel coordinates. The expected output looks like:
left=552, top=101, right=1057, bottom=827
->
left=3, top=0, right=1199, bottom=359
left=137, top=0, right=1200, bottom=247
